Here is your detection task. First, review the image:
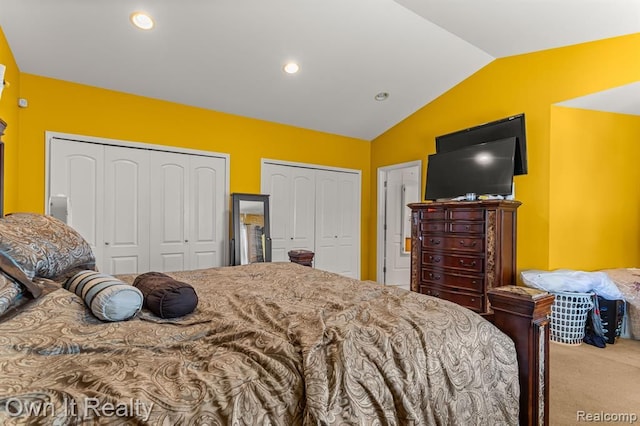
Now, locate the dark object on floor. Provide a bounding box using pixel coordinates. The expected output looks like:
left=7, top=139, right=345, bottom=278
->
left=583, top=330, right=607, bottom=348
left=597, top=296, right=625, bottom=344
left=583, top=297, right=606, bottom=348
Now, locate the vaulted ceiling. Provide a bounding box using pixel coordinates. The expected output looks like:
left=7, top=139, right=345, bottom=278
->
left=1, top=0, right=639, bottom=140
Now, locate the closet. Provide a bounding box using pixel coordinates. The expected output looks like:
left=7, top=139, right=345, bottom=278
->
left=48, top=136, right=228, bottom=275
left=261, top=161, right=361, bottom=279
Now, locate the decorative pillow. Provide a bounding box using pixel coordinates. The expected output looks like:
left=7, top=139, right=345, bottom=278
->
left=65, top=270, right=143, bottom=322
left=0, top=273, right=24, bottom=317
left=0, top=251, right=42, bottom=298
left=133, top=272, right=198, bottom=319
left=0, top=213, right=96, bottom=281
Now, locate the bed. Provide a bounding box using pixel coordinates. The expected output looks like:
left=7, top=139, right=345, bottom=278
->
left=0, top=143, right=551, bottom=425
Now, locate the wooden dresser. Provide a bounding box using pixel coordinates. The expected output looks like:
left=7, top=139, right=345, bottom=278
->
left=409, top=200, right=521, bottom=314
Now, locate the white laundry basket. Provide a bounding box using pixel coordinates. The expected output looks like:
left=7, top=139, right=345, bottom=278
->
left=549, top=291, right=594, bottom=345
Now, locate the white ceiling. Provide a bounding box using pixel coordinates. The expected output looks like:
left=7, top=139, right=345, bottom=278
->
left=1, top=0, right=639, bottom=140
left=557, top=82, right=640, bottom=116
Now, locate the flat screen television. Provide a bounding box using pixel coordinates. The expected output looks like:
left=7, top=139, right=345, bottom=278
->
left=435, top=113, right=527, bottom=175
left=425, top=137, right=516, bottom=201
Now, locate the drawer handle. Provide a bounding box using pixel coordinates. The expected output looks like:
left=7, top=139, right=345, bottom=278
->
left=465, top=225, right=471, bottom=230
left=471, top=280, right=478, bottom=285
left=459, top=240, right=477, bottom=248
left=459, top=259, right=477, bottom=267
left=429, top=273, right=441, bottom=280
left=429, top=238, right=441, bottom=245
left=429, top=255, right=441, bottom=263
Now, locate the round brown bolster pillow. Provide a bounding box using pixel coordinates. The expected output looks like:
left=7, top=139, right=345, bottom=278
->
left=133, top=272, right=198, bottom=319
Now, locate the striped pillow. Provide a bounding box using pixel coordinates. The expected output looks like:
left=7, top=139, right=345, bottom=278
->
left=65, top=271, right=143, bottom=322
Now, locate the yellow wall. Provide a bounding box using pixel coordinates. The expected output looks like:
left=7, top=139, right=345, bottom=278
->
left=0, top=26, right=372, bottom=278
left=549, top=107, right=640, bottom=269
left=371, top=33, right=640, bottom=279
left=0, top=26, right=21, bottom=213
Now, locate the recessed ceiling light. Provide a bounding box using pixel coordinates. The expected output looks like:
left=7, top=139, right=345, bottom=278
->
left=374, top=92, right=389, bottom=101
left=283, top=62, right=300, bottom=74
left=130, top=11, right=155, bottom=30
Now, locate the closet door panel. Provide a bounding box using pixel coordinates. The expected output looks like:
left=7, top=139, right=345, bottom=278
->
left=290, top=170, right=315, bottom=250
left=103, top=146, right=150, bottom=275
left=336, top=173, right=359, bottom=278
left=149, top=151, right=190, bottom=272
left=262, top=164, right=291, bottom=262
left=314, top=171, right=339, bottom=273
left=315, top=170, right=359, bottom=278
left=49, top=139, right=105, bottom=270
left=189, top=155, right=226, bottom=269
left=264, top=165, right=315, bottom=261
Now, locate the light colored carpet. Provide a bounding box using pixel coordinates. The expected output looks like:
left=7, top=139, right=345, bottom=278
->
left=549, top=337, right=640, bottom=425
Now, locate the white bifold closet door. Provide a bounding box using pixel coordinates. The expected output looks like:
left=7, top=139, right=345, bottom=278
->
left=49, top=139, right=106, bottom=267
left=104, top=146, right=151, bottom=274
left=49, top=137, right=226, bottom=275
left=314, top=170, right=359, bottom=277
left=261, top=162, right=361, bottom=279
left=262, top=163, right=315, bottom=262
left=149, top=151, right=225, bottom=272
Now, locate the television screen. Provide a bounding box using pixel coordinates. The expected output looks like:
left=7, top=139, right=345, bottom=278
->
left=425, top=137, right=516, bottom=201
left=435, top=113, right=527, bottom=175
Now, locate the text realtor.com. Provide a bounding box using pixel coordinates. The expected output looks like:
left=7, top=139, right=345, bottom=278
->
left=6, top=397, right=154, bottom=422
left=577, top=411, right=639, bottom=424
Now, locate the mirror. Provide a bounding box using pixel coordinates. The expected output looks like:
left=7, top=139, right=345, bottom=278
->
left=230, top=193, right=271, bottom=266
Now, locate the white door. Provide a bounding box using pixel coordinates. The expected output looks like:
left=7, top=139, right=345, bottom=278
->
left=263, top=163, right=290, bottom=261
left=149, top=151, right=190, bottom=272
left=188, top=155, right=226, bottom=269
left=48, top=134, right=229, bottom=274
left=102, top=146, right=150, bottom=275
left=262, top=161, right=361, bottom=278
left=262, top=164, right=315, bottom=261
left=314, top=170, right=360, bottom=278
left=379, top=162, right=421, bottom=289
left=290, top=168, right=316, bottom=251
left=49, top=138, right=105, bottom=270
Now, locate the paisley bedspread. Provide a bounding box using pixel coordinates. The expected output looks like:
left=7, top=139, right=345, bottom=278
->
left=0, top=262, right=519, bottom=425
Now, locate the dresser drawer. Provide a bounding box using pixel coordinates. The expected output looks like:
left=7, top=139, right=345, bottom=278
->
left=421, top=235, right=484, bottom=253
left=418, top=284, right=442, bottom=298
left=447, top=209, right=485, bottom=221
left=448, top=222, right=484, bottom=234
left=438, top=288, right=484, bottom=312
left=418, top=285, right=484, bottom=312
left=421, top=268, right=484, bottom=292
left=421, top=221, right=445, bottom=233
left=422, top=252, right=484, bottom=273
left=421, top=208, right=445, bottom=220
